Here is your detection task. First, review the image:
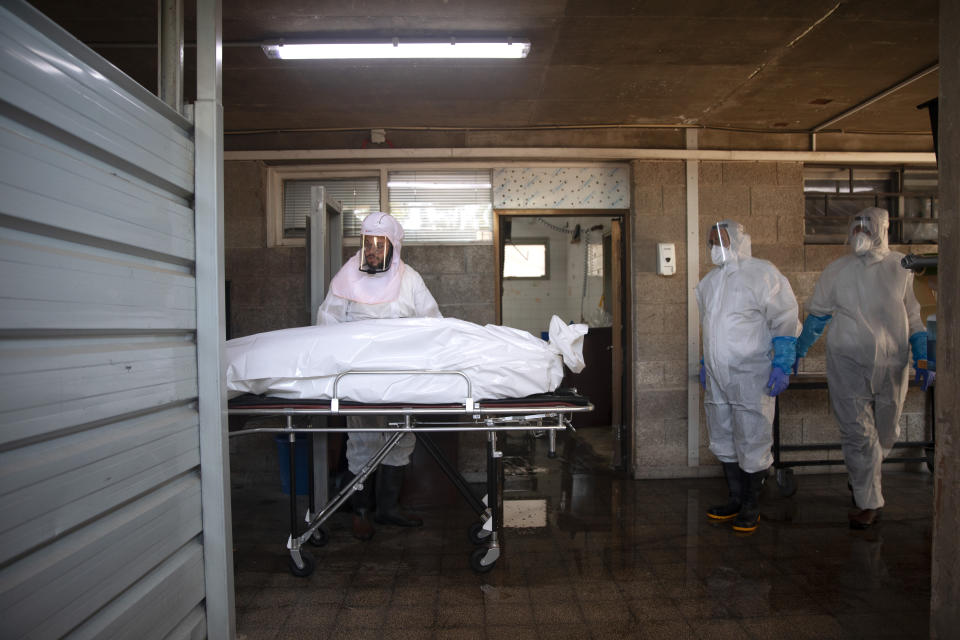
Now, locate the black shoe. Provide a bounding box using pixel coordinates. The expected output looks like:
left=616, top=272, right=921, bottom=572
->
left=352, top=511, right=375, bottom=540
left=345, top=470, right=376, bottom=540
left=732, top=469, right=767, bottom=533
left=849, top=508, right=881, bottom=530
left=374, top=464, right=423, bottom=527
left=707, top=462, right=742, bottom=520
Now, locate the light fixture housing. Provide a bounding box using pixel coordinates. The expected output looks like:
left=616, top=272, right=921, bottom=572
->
left=261, top=38, right=530, bottom=60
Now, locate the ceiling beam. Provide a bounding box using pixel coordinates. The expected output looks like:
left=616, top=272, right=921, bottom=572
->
left=811, top=63, right=940, bottom=133
left=224, top=147, right=936, bottom=165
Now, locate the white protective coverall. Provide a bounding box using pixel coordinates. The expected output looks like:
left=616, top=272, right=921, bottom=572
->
left=696, top=221, right=800, bottom=473
left=316, top=212, right=441, bottom=473
left=804, top=208, right=923, bottom=510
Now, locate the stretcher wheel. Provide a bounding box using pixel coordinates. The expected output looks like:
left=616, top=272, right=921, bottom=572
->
left=469, top=546, right=497, bottom=573
left=288, top=549, right=315, bottom=577
left=468, top=521, right=491, bottom=545
left=308, top=527, right=329, bottom=547
left=776, top=468, right=797, bottom=497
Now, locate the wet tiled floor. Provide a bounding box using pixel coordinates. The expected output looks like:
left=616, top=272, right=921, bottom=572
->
left=231, top=428, right=933, bottom=639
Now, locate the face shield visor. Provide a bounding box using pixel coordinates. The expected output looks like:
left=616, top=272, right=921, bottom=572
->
left=708, top=222, right=732, bottom=265
left=850, top=215, right=875, bottom=255
left=359, top=234, right=394, bottom=273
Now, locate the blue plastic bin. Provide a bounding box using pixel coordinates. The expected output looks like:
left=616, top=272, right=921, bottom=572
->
left=274, top=434, right=309, bottom=495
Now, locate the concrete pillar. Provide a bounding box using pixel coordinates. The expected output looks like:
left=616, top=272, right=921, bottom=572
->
left=930, top=1, right=960, bottom=637
left=629, top=160, right=691, bottom=477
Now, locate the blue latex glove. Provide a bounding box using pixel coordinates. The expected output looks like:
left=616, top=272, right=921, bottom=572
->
left=772, top=336, right=797, bottom=372
left=909, top=331, right=928, bottom=367
left=796, top=314, right=832, bottom=357
left=699, top=358, right=706, bottom=390
left=766, top=366, right=790, bottom=396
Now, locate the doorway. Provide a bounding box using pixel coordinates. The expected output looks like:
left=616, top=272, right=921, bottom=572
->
left=495, top=211, right=630, bottom=471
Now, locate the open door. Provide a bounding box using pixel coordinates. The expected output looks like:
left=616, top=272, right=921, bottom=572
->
left=305, top=186, right=343, bottom=512
left=495, top=211, right=629, bottom=470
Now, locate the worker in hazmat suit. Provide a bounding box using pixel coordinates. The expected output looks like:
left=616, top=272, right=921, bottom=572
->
left=317, top=211, right=441, bottom=540
left=794, top=207, right=926, bottom=530
left=697, top=220, right=799, bottom=533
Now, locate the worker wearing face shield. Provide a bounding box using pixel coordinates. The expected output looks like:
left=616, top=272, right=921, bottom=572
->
left=317, top=212, right=442, bottom=540
left=696, top=221, right=800, bottom=532
left=794, top=207, right=927, bottom=529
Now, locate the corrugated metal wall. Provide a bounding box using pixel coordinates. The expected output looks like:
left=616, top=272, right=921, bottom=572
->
left=0, top=3, right=207, bottom=638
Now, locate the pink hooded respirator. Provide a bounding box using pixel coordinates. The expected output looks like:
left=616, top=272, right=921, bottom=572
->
left=328, top=212, right=406, bottom=305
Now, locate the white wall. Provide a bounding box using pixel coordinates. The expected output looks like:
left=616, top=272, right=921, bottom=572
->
left=502, top=216, right=610, bottom=335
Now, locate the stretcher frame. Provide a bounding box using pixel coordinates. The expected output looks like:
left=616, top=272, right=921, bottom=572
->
left=228, top=370, right=593, bottom=576
left=771, top=373, right=936, bottom=496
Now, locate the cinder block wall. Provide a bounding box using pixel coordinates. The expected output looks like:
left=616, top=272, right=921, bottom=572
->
left=224, top=160, right=308, bottom=337
left=630, top=159, right=932, bottom=478
left=403, top=245, right=496, bottom=325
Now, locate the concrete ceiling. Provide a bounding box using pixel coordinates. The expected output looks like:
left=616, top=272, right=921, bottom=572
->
left=27, top=0, right=940, bottom=151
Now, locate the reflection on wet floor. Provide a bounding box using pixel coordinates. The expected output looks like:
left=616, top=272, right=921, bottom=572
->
left=232, top=426, right=933, bottom=639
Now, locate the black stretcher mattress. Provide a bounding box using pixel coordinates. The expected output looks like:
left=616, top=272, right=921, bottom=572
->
left=228, top=387, right=591, bottom=410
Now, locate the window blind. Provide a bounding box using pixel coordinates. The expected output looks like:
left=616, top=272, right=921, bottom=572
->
left=283, top=178, right=380, bottom=238
left=387, top=170, right=493, bottom=242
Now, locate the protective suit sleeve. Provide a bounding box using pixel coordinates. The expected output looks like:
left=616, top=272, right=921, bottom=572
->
left=903, top=271, right=925, bottom=336
left=401, top=266, right=442, bottom=319
left=414, top=280, right=442, bottom=318
left=316, top=294, right=347, bottom=325
left=805, top=267, right=836, bottom=318
left=796, top=314, right=832, bottom=357
left=909, top=331, right=928, bottom=366
left=761, top=271, right=800, bottom=340
left=772, top=336, right=797, bottom=372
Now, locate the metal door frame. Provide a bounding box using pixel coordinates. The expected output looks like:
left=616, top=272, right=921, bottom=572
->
left=494, top=209, right=632, bottom=472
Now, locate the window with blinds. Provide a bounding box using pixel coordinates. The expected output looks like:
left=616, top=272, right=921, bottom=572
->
left=387, top=170, right=493, bottom=242
left=803, top=166, right=938, bottom=244
left=282, top=178, right=380, bottom=238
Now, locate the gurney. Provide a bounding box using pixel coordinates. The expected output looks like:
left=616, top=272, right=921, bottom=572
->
left=770, top=373, right=935, bottom=497
left=229, top=369, right=593, bottom=576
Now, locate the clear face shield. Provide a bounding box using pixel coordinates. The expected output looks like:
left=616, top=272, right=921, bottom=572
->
left=708, top=222, right=732, bottom=265
left=359, top=234, right=393, bottom=273
left=850, top=216, right=874, bottom=255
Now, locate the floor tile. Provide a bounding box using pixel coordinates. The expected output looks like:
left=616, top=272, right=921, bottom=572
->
left=232, top=431, right=935, bottom=640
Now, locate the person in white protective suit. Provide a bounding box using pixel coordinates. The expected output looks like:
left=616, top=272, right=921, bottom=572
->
left=696, top=220, right=800, bottom=533
left=794, top=207, right=927, bottom=530
left=316, top=211, right=441, bottom=540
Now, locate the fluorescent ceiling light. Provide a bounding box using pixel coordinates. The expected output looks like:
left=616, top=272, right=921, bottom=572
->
left=262, top=40, right=530, bottom=60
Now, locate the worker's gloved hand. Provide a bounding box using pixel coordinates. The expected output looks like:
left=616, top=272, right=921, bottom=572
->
left=772, top=336, right=797, bottom=375
left=699, top=358, right=706, bottom=390
left=915, top=367, right=935, bottom=391
left=792, top=357, right=802, bottom=376
left=766, top=366, right=790, bottom=397
left=796, top=314, right=832, bottom=358
left=909, top=331, right=928, bottom=368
